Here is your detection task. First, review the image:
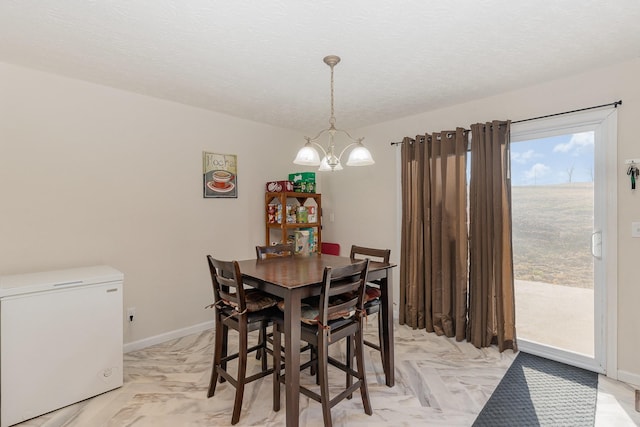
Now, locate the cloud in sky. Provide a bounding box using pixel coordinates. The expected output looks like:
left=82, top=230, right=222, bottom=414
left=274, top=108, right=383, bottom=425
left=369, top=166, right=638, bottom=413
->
left=510, top=131, right=594, bottom=186
left=552, top=132, right=594, bottom=154
left=524, top=163, right=550, bottom=182
left=511, top=149, right=538, bottom=164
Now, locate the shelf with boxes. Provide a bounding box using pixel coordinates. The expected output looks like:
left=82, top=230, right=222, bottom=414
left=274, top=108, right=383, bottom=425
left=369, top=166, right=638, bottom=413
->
left=265, top=172, right=316, bottom=194
left=265, top=191, right=321, bottom=255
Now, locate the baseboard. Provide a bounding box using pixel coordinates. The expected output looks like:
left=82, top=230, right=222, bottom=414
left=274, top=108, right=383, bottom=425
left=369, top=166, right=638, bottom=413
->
left=617, top=370, right=640, bottom=388
left=123, top=320, right=215, bottom=353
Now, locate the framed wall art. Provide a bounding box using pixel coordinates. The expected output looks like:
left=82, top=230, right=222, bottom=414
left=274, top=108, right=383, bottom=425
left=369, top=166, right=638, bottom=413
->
left=203, top=151, right=238, bottom=198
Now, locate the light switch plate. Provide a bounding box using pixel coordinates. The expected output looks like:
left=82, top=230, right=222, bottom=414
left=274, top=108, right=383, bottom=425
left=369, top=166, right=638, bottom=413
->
left=632, top=222, right=640, bottom=238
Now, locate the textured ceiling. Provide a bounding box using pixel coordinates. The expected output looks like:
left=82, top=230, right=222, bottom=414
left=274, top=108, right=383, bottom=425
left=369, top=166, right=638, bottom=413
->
left=1, top=1, right=639, bottom=132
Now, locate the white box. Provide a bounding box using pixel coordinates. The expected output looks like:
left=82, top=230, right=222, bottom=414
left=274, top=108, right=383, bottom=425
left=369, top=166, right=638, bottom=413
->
left=0, top=266, right=123, bottom=427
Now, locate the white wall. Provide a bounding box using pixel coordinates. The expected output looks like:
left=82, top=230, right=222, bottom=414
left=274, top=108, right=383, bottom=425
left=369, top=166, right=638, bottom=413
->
left=0, top=62, right=300, bottom=345
left=323, top=58, right=640, bottom=381
left=3, top=58, right=639, bottom=381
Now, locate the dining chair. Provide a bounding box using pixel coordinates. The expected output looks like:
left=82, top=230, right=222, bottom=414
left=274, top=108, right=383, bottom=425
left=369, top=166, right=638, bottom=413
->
left=272, top=259, right=372, bottom=427
left=206, top=255, right=279, bottom=425
left=255, top=244, right=315, bottom=373
left=349, top=245, right=391, bottom=370
left=255, top=243, right=295, bottom=259
left=255, top=243, right=294, bottom=362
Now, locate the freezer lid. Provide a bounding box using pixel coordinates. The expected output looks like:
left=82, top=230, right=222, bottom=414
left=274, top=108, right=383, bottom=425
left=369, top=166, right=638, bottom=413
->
left=0, top=265, right=123, bottom=298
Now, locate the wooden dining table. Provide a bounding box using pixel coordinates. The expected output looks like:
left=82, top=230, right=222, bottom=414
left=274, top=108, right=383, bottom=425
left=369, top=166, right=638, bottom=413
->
left=237, top=253, right=396, bottom=427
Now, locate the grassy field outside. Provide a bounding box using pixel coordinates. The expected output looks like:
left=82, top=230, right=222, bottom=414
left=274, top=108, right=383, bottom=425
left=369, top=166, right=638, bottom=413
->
left=511, top=182, right=594, bottom=289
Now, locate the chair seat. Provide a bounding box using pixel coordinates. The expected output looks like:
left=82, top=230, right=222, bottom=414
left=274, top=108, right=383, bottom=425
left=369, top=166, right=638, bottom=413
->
left=364, top=285, right=381, bottom=302
left=300, top=315, right=357, bottom=335
left=364, top=297, right=381, bottom=312
left=277, top=297, right=356, bottom=325
left=217, top=304, right=280, bottom=325
left=337, top=285, right=380, bottom=303
left=222, top=288, right=279, bottom=312
left=363, top=285, right=381, bottom=313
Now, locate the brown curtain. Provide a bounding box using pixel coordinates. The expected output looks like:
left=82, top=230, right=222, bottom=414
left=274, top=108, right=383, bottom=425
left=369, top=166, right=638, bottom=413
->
left=467, top=121, right=517, bottom=352
left=399, top=129, right=468, bottom=341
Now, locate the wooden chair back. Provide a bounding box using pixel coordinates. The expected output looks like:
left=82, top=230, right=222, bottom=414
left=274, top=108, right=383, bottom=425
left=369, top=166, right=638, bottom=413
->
left=318, top=259, right=369, bottom=326
left=255, top=243, right=295, bottom=259
left=206, top=255, right=246, bottom=313
left=350, top=245, right=391, bottom=264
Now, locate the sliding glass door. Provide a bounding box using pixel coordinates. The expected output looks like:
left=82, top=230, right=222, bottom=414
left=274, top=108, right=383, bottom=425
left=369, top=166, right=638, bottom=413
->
left=509, top=108, right=617, bottom=374
left=511, top=132, right=595, bottom=354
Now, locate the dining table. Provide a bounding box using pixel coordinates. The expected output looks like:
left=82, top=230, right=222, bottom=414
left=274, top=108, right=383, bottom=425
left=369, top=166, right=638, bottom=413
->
left=237, top=253, right=396, bottom=427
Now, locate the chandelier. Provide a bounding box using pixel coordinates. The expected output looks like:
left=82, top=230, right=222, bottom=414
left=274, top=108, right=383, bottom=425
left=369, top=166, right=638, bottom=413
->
left=293, top=55, right=374, bottom=171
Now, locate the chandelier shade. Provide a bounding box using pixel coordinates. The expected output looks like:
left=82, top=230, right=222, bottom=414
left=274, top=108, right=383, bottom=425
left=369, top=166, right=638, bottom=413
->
left=293, top=55, right=374, bottom=172
left=346, top=143, right=375, bottom=166
left=292, top=140, right=321, bottom=166
left=319, top=156, right=343, bottom=171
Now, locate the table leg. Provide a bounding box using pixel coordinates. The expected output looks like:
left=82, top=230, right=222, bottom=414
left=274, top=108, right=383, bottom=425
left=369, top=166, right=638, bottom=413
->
left=381, top=271, right=395, bottom=386
left=284, top=289, right=302, bottom=427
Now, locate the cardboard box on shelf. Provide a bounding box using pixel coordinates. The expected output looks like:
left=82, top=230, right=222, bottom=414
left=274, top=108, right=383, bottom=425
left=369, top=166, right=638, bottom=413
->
left=267, top=204, right=277, bottom=223
left=286, top=205, right=296, bottom=223
left=288, top=172, right=316, bottom=193
left=296, top=206, right=308, bottom=223
left=266, top=180, right=294, bottom=192
left=300, top=227, right=316, bottom=253
left=307, top=205, right=317, bottom=223
left=294, top=230, right=310, bottom=256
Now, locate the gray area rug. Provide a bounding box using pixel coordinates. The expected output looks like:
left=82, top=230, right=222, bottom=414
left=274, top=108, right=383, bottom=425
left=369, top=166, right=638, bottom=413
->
left=473, top=352, right=598, bottom=427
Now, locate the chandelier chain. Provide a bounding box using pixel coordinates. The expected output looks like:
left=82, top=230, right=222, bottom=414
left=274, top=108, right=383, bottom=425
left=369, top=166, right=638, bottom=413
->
left=329, top=64, right=335, bottom=126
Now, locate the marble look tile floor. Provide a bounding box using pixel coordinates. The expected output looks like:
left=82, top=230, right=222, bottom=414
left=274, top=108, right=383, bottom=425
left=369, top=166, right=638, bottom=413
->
left=15, top=316, right=640, bottom=426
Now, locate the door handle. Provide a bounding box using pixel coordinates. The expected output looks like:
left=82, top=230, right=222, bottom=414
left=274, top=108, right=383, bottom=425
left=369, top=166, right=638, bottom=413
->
left=591, top=231, right=602, bottom=259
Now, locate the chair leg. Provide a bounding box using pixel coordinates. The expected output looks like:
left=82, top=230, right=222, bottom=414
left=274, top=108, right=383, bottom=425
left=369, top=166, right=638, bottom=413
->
left=377, top=310, right=385, bottom=368
left=220, top=323, right=229, bottom=383
left=310, top=344, right=317, bottom=377
left=231, top=322, right=249, bottom=425
left=256, top=327, right=264, bottom=360
left=318, top=332, right=333, bottom=427
left=207, top=317, right=225, bottom=397
left=272, top=324, right=282, bottom=412
left=346, top=336, right=353, bottom=399
left=355, top=327, right=372, bottom=415
left=312, top=345, right=320, bottom=385
left=259, top=323, right=268, bottom=371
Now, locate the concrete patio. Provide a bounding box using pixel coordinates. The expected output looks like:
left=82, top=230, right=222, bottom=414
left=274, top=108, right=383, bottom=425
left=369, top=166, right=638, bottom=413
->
left=515, top=279, right=594, bottom=356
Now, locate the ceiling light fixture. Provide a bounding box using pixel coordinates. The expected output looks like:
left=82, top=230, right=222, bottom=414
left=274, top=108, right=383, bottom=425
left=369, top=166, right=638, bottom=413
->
left=293, top=55, right=374, bottom=171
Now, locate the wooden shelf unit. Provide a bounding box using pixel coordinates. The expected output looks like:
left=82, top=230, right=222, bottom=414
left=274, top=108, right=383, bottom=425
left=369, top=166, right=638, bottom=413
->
left=265, top=192, right=321, bottom=253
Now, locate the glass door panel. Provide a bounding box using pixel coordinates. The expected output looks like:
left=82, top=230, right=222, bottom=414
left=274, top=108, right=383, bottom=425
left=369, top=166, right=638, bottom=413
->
left=511, top=132, right=595, bottom=357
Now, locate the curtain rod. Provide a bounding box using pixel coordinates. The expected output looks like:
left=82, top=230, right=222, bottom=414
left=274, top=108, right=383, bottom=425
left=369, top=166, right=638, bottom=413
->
left=389, top=99, right=622, bottom=145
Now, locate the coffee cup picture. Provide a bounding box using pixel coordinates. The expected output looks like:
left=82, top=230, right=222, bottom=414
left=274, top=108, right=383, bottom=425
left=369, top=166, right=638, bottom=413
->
left=211, top=170, right=233, bottom=188
left=203, top=152, right=238, bottom=198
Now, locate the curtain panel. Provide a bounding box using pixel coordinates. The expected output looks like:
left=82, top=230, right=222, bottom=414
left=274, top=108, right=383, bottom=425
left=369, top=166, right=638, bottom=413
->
left=467, top=121, right=517, bottom=352
left=399, top=121, right=517, bottom=352
left=399, top=129, right=469, bottom=341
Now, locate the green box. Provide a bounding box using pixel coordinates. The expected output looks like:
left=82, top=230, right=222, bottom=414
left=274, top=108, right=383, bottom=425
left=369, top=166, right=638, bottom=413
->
left=288, top=172, right=316, bottom=193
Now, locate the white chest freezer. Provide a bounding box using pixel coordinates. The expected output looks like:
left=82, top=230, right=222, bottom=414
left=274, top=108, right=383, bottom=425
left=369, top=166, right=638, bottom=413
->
left=0, top=265, right=123, bottom=427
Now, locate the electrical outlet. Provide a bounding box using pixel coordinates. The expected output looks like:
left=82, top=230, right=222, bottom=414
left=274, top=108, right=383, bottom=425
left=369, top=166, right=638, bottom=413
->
left=127, top=307, right=136, bottom=322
